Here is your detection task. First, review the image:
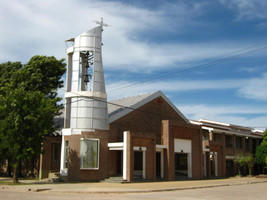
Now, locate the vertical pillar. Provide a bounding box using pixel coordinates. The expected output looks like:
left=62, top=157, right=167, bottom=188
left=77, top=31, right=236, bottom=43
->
left=199, top=129, right=204, bottom=179
left=123, top=131, right=133, bottom=182
left=222, top=133, right=226, bottom=177
left=123, top=131, right=128, bottom=181
left=233, top=135, right=236, bottom=155
left=242, top=137, right=246, bottom=175
left=203, top=153, right=207, bottom=177
left=162, top=120, right=174, bottom=181
left=209, top=131, right=213, bottom=141
left=242, top=137, right=245, bottom=154
left=214, top=152, right=218, bottom=177
left=142, top=150, right=146, bottom=179
left=160, top=150, right=164, bottom=179
left=188, top=152, right=192, bottom=178
left=64, top=52, right=73, bottom=128
left=151, top=138, right=156, bottom=181
left=66, top=52, right=73, bottom=92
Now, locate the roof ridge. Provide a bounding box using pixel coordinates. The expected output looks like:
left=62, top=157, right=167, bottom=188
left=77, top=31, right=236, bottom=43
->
left=109, top=91, right=157, bottom=102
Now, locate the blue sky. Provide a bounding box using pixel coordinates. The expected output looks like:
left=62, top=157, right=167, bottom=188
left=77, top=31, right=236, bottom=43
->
left=0, top=0, right=266, bottom=130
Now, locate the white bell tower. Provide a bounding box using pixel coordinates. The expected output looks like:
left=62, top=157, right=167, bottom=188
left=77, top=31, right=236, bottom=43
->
left=63, top=18, right=108, bottom=134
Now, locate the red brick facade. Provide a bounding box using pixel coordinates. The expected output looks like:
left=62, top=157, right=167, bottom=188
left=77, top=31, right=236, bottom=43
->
left=58, top=94, right=262, bottom=182
left=61, top=96, right=206, bottom=182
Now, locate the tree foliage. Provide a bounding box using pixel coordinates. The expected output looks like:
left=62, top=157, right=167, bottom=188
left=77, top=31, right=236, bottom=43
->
left=255, top=129, right=267, bottom=174
left=234, top=154, right=254, bottom=176
left=0, top=56, right=66, bottom=182
left=244, top=154, right=254, bottom=176
left=234, top=154, right=246, bottom=176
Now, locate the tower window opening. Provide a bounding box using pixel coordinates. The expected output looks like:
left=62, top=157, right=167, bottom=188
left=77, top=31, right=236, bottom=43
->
left=80, top=51, right=93, bottom=91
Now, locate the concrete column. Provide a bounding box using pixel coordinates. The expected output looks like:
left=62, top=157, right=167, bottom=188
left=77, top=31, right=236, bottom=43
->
left=142, top=150, right=146, bottom=179
left=123, top=131, right=128, bottom=181
left=214, top=152, right=218, bottom=177
left=66, top=53, right=73, bottom=92
left=123, top=131, right=133, bottom=182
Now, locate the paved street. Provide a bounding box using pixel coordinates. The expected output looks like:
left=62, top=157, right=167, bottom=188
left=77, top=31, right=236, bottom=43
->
left=1, top=181, right=267, bottom=200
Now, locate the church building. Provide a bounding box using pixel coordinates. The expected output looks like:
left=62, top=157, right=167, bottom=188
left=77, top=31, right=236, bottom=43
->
left=58, top=21, right=263, bottom=182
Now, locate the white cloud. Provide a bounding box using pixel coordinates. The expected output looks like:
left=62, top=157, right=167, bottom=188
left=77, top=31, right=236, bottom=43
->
left=239, top=66, right=258, bottom=73
left=238, top=72, right=267, bottom=101
left=219, top=0, right=267, bottom=21
left=104, top=39, right=248, bottom=71
left=178, top=104, right=267, bottom=130
left=0, top=0, right=261, bottom=73
left=106, top=78, right=245, bottom=100
left=107, top=72, right=267, bottom=102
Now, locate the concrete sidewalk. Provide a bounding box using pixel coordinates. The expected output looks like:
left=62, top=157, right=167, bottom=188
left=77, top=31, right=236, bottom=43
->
left=1, top=177, right=267, bottom=194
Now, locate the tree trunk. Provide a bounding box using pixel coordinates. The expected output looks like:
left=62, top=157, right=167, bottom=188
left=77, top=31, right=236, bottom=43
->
left=31, top=157, right=35, bottom=177
left=7, top=160, right=12, bottom=177
left=12, top=166, right=18, bottom=183
left=18, top=161, right=22, bottom=177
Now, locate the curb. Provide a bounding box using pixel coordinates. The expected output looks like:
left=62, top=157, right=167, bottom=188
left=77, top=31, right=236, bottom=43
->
left=44, top=180, right=267, bottom=194
left=1, top=179, right=267, bottom=194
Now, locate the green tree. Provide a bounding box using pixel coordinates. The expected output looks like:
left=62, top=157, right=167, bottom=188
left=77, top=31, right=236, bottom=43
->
left=255, top=129, right=267, bottom=174
left=244, top=154, right=254, bottom=176
left=0, top=56, right=65, bottom=183
left=234, top=154, right=246, bottom=176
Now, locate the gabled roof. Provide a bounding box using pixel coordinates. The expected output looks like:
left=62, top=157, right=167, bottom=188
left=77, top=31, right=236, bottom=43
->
left=108, top=90, right=189, bottom=124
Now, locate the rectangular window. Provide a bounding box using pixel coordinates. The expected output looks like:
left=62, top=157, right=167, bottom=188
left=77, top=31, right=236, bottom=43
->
left=235, top=136, right=243, bottom=149
left=225, top=135, right=233, bottom=148
left=52, top=143, right=61, bottom=163
left=245, top=138, right=250, bottom=151
left=214, top=133, right=222, bottom=142
left=80, top=138, right=99, bottom=169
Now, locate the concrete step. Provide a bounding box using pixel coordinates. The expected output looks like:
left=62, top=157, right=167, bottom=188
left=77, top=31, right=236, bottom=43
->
left=48, top=172, right=62, bottom=182
left=103, top=176, right=125, bottom=183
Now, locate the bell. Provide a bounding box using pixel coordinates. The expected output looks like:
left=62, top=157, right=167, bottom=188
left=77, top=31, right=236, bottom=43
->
left=84, top=75, right=90, bottom=83
left=84, top=62, right=89, bottom=68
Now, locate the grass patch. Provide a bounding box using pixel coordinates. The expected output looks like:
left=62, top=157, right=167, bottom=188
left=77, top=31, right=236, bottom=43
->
left=0, top=181, right=28, bottom=185
left=0, top=177, right=39, bottom=185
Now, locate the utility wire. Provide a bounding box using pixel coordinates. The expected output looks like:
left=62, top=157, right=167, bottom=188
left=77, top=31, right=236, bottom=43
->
left=107, top=45, right=267, bottom=94
left=58, top=88, right=267, bottom=130
left=58, top=45, right=267, bottom=129
left=58, top=88, right=180, bottom=120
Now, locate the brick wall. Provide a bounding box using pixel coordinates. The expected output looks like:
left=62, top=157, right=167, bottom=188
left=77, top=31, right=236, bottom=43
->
left=65, top=130, right=109, bottom=181
left=109, top=97, right=184, bottom=144
left=39, top=136, right=61, bottom=179
left=162, top=120, right=203, bottom=180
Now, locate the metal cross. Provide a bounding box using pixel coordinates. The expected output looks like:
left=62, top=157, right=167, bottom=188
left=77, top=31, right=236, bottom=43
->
left=96, top=17, right=108, bottom=28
